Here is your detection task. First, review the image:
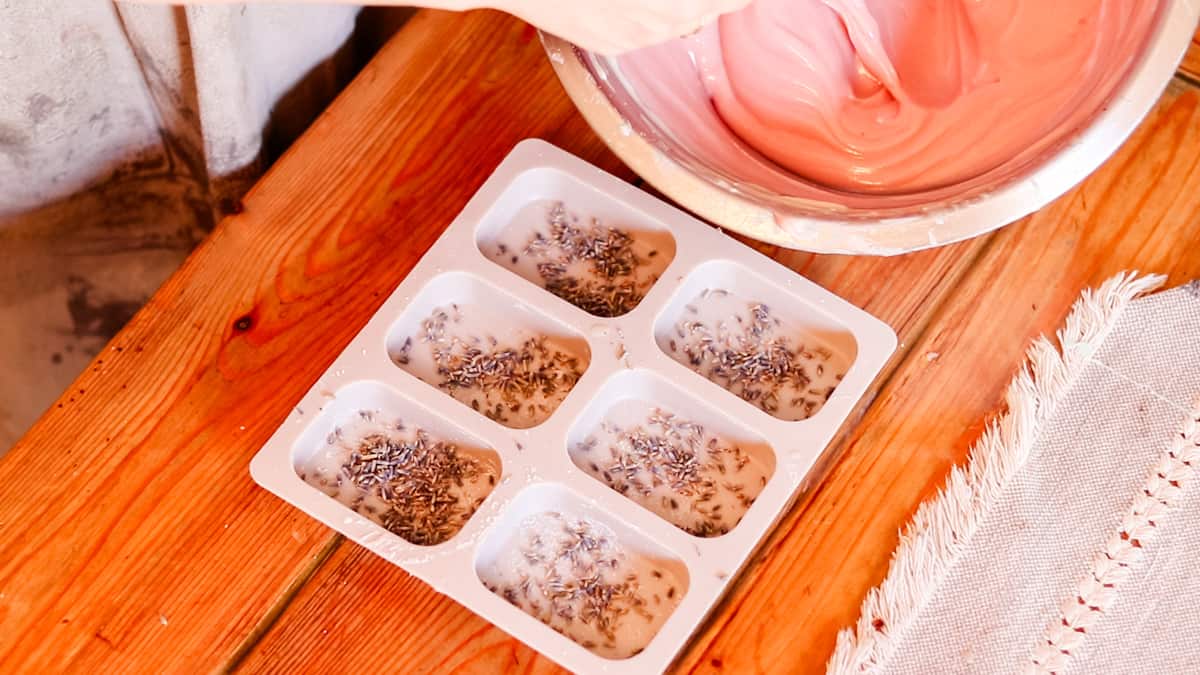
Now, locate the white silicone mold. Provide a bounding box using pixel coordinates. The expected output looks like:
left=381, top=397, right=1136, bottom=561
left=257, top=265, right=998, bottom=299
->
left=250, top=140, right=896, bottom=673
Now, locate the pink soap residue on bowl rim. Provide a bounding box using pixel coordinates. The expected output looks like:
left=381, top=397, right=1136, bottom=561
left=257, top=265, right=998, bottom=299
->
left=541, top=1, right=1198, bottom=255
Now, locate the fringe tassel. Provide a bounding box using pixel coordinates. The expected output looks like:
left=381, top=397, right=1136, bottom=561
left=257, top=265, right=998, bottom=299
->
left=827, top=272, right=1166, bottom=675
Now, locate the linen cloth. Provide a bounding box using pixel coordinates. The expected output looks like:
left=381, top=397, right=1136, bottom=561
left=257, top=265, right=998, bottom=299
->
left=831, top=277, right=1200, bottom=674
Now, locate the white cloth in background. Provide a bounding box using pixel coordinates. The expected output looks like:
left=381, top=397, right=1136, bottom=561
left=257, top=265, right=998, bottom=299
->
left=2, top=1, right=362, bottom=218
left=0, top=2, right=389, bottom=451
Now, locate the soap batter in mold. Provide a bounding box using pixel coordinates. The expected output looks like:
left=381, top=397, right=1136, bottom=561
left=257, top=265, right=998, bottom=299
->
left=483, top=200, right=672, bottom=318
left=298, top=410, right=498, bottom=545
left=663, top=290, right=848, bottom=421
left=617, top=0, right=1161, bottom=193
left=393, top=303, right=587, bottom=428
left=570, top=404, right=771, bottom=536
left=479, top=511, right=682, bottom=659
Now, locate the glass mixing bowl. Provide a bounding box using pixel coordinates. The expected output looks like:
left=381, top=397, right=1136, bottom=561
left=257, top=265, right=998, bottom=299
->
left=542, top=3, right=1199, bottom=255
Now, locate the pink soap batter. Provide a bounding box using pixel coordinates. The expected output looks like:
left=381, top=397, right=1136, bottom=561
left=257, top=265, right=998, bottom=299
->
left=618, top=0, right=1160, bottom=194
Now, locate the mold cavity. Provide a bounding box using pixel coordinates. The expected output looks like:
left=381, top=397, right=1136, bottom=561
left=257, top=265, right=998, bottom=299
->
left=292, top=381, right=500, bottom=546
left=475, top=484, right=688, bottom=660
left=476, top=168, right=676, bottom=317
left=568, top=370, right=775, bottom=537
left=387, top=272, right=591, bottom=428
left=655, top=260, right=857, bottom=421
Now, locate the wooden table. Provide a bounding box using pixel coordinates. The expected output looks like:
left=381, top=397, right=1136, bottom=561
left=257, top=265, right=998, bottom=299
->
left=3, top=10, right=1200, bottom=673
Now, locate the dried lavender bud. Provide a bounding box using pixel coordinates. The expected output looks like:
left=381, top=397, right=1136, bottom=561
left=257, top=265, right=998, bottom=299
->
left=411, top=307, right=584, bottom=427
left=480, top=512, right=677, bottom=658
left=671, top=300, right=844, bottom=420
left=572, top=407, right=768, bottom=537
left=520, top=202, right=656, bottom=317
left=302, top=415, right=497, bottom=546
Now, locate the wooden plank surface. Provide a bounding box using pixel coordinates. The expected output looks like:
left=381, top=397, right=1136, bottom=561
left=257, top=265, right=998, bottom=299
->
left=0, top=10, right=611, bottom=673
left=3, top=8, right=1199, bottom=675
left=1180, top=23, right=1200, bottom=82
left=238, top=230, right=987, bottom=671
left=236, top=70, right=1200, bottom=672
left=233, top=10, right=991, bottom=674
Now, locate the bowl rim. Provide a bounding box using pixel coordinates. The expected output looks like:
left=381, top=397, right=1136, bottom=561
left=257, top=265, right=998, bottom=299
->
left=541, top=3, right=1200, bottom=255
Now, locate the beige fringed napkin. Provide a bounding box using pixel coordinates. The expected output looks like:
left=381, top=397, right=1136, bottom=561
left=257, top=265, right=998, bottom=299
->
left=829, top=273, right=1200, bottom=675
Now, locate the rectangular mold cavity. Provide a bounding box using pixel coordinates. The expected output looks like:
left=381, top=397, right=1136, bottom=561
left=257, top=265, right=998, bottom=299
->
left=475, top=483, right=689, bottom=660
left=386, top=272, right=591, bottom=429
left=655, top=260, right=859, bottom=422
left=475, top=168, right=676, bottom=318
left=291, top=380, right=500, bottom=546
left=567, top=370, right=776, bottom=537
left=252, top=140, right=900, bottom=675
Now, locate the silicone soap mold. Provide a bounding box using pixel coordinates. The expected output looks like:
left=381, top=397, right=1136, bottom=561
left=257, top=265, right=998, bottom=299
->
left=250, top=140, right=896, bottom=673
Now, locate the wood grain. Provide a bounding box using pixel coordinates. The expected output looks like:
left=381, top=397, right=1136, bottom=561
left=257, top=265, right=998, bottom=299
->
left=233, top=11, right=995, bottom=675
left=238, top=79, right=1200, bottom=673
left=5, top=8, right=1199, bottom=675
left=236, top=245, right=985, bottom=673
left=0, top=10, right=615, bottom=673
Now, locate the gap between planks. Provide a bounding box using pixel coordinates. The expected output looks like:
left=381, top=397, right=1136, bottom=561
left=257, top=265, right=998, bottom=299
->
left=222, top=535, right=343, bottom=674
